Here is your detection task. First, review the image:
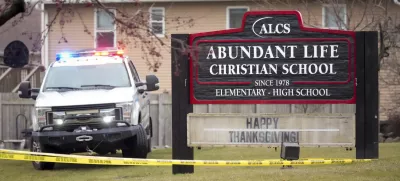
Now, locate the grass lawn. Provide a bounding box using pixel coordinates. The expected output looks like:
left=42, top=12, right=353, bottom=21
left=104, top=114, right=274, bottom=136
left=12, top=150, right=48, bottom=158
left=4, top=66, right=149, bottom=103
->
left=0, top=143, right=399, bottom=181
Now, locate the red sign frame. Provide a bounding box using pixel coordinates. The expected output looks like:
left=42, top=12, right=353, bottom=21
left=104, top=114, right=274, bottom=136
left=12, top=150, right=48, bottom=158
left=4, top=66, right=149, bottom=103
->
left=188, top=11, right=356, bottom=104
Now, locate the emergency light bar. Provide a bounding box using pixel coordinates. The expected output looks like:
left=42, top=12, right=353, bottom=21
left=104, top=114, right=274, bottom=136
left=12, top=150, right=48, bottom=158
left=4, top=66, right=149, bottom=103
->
left=56, top=49, right=124, bottom=61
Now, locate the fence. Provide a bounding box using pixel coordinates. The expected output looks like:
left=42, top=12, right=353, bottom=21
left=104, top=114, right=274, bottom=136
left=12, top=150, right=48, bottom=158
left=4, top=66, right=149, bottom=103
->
left=0, top=93, right=35, bottom=141
left=0, top=92, right=356, bottom=147
left=0, top=53, right=43, bottom=93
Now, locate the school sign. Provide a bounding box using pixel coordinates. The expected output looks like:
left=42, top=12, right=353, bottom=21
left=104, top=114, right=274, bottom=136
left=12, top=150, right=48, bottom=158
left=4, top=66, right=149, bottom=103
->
left=171, top=10, right=378, bottom=174
left=189, top=11, right=355, bottom=104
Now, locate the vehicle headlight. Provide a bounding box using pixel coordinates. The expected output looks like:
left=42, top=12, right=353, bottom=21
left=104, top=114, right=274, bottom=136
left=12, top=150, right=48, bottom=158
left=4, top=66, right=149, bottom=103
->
left=100, top=108, right=116, bottom=123
left=36, top=108, right=51, bottom=127
left=52, top=111, right=66, bottom=125
left=116, top=102, right=133, bottom=122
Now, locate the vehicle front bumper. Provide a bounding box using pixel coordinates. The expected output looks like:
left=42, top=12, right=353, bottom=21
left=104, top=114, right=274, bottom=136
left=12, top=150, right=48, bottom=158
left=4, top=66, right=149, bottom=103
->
left=31, top=124, right=140, bottom=153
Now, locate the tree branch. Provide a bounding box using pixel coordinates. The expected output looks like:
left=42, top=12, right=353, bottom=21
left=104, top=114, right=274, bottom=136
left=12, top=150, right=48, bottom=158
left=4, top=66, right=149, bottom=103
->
left=0, top=0, right=26, bottom=27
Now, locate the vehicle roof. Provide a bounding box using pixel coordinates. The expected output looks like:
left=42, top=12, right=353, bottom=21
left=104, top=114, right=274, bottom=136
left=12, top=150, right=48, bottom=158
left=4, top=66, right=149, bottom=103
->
left=51, top=56, right=127, bottom=67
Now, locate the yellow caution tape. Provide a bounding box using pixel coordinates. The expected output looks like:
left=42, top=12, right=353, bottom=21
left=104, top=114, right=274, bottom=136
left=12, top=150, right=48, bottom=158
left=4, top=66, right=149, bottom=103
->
left=0, top=149, right=373, bottom=166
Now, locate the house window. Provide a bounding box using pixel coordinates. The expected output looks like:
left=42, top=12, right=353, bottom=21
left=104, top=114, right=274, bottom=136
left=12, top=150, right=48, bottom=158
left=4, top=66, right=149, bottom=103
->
left=227, top=7, right=249, bottom=29
left=149, top=7, right=165, bottom=36
left=323, top=4, right=347, bottom=30
left=95, top=8, right=116, bottom=48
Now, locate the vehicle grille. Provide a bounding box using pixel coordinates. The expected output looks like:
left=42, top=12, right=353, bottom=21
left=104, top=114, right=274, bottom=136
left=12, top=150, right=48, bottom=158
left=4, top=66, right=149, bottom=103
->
left=46, top=104, right=123, bottom=125
left=51, top=103, right=116, bottom=111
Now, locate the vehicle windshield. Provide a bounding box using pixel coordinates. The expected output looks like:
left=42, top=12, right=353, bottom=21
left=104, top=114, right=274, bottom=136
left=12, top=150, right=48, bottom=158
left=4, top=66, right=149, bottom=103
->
left=42, top=63, right=131, bottom=91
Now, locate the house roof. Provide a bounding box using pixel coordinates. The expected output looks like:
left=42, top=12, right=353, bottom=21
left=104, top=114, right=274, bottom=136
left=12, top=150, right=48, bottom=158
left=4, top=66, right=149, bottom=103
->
left=0, top=8, right=41, bottom=53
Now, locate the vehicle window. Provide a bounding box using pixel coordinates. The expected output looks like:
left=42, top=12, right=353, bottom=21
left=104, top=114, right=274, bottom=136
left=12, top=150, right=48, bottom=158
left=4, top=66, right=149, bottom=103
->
left=42, top=63, right=131, bottom=91
left=128, top=61, right=140, bottom=83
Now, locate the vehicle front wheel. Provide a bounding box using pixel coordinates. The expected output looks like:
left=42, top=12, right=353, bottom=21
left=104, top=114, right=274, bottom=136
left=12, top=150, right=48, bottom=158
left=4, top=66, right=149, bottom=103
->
left=122, top=125, right=148, bottom=158
left=31, top=139, right=56, bottom=170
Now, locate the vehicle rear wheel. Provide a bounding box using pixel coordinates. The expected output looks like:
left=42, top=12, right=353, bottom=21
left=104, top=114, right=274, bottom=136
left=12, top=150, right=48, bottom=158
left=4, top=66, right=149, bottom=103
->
left=31, top=139, right=56, bottom=170
left=122, top=125, right=148, bottom=158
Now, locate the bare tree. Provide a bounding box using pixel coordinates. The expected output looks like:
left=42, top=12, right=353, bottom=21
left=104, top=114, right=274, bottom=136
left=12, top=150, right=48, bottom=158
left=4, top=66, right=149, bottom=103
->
left=0, top=0, right=27, bottom=27
left=50, top=0, right=196, bottom=72
left=0, top=0, right=197, bottom=72
left=1, top=1, right=398, bottom=111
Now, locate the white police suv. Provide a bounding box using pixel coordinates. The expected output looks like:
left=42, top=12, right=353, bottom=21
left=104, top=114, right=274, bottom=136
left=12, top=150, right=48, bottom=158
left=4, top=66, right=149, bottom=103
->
left=18, top=48, right=159, bottom=170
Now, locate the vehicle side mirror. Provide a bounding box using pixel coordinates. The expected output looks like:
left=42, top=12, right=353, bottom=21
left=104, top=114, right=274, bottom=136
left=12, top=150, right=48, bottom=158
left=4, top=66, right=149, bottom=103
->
left=135, top=75, right=159, bottom=93
left=31, top=88, right=40, bottom=100
left=18, top=81, right=39, bottom=100
left=18, top=81, right=32, bottom=99
left=145, top=75, right=159, bottom=91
